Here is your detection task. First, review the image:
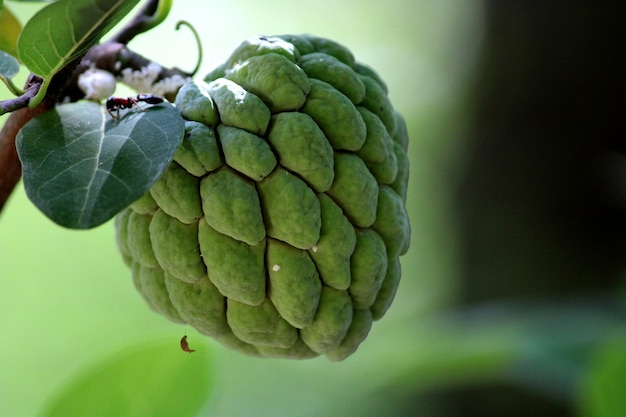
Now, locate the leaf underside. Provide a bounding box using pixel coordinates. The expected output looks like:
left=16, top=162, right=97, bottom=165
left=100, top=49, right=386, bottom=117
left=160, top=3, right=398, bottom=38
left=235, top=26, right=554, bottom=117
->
left=16, top=0, right=140, bottom=106
left=0, top=50, right=20, bottom=79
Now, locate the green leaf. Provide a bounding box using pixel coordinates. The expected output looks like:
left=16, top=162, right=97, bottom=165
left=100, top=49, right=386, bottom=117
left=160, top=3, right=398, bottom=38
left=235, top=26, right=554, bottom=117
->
left=0, top=50, right=23, bottom=96
left=16, top=100, right=184, bottom=229
left=0, top=50, right=19, bottom=78
left=38, top=338, right=214, bottom=417
left=17, top=0, right=140, bottom=107
left=578, top=336, right=626, bottom=417
left=0, top=3, right=21, bottom=58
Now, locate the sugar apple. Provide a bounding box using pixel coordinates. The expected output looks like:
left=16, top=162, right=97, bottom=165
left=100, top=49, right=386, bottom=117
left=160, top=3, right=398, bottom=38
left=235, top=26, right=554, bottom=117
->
left=115, top=34, right=410, bottom=360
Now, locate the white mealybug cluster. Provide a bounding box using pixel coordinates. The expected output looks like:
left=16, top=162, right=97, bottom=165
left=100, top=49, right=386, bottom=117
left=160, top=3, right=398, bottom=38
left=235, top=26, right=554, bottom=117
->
left=78, top=67, right=116, bottom=100
left=119, top=61, right=190, bottom=97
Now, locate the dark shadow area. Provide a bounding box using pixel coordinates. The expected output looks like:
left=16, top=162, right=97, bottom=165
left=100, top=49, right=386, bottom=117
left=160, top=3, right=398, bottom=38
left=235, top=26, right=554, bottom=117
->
left=456, top=1, right=626, bottom=304
left=449, top=2, right=626, bottom=415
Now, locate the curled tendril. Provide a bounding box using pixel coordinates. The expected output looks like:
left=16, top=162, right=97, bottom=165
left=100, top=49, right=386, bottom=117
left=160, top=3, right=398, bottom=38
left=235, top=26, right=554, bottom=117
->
left=175, top=20, right=203, bottom=77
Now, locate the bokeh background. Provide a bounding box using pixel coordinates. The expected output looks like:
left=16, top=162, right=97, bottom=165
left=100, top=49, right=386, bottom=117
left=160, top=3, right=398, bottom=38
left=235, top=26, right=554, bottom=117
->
left=1, top=1, right=624, bottom=416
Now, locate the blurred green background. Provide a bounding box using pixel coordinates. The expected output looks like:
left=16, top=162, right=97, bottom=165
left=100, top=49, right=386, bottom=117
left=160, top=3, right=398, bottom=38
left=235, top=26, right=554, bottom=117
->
left=1, top=1, right=625, bottom=416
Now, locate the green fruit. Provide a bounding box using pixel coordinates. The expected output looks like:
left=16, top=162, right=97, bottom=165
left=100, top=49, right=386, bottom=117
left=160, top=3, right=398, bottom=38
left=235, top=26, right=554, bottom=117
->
left=115, top=34, right=411, bottom=360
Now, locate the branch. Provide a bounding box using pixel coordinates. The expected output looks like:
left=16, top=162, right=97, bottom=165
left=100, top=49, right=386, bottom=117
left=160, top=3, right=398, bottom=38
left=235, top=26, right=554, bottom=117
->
left=0, top=111, right=32, bottom=211
left=0, top=54, right=84, bottom=213
left=0, top=76, right=48, bottom=212
left=0, top=80, right=41, bottom=115
left=0, top=42, right=190, bottom=214
left=108, top=0, right=161, bottom=44
left=0, top=0, right=190, bottom=214
left=62, top=41, right=190, bottom=103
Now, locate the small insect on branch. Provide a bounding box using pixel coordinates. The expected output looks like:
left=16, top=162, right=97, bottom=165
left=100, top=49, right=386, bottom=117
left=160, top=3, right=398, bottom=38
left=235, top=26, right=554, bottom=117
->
left=180, top=335, right=196, bottom=353
left=106, top=93, right=164, bottom=122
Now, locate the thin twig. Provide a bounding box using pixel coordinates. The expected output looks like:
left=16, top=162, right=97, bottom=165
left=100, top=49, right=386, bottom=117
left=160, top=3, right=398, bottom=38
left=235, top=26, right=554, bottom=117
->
left=0, top=0, right=188, bottom=214
left=61, top=42, right=190, bottom=103
left=108, top=0, right=160, bottom=45
left=0, top=82, right=40, bottom=115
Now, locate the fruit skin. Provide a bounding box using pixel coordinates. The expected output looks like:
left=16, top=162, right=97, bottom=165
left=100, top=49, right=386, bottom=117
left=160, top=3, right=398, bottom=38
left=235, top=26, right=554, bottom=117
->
left=115, top=34, right=411, bottom=360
